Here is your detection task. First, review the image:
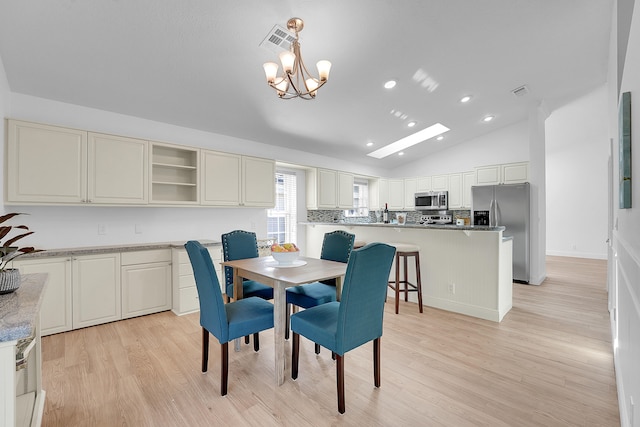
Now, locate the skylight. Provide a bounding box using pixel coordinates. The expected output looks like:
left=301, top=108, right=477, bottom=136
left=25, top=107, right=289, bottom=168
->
left=367, top=123, right=450, bottom=159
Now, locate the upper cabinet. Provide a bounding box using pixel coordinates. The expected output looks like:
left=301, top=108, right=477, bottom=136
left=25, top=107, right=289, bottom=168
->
left=432, top=174, right=449, bottom=191
left=89, top=132, right=148, bottom=204
left=475, top=162, right=528, bottom=186
left=7, top=120, right=87, bottom=203
left=462, top=171, right=475, bottom=208
left=7, top=120, right=147, bottom=205
left=150, top=142, right=199, bottom=204
left=307, top=168, right=354, bottom=209
left=416, top=176, right=432, bottom=192
left=448, top=173, right=462, bottom=209
left=388, top=179, right=404, bottom=210
left=403, top=178, right=417, bottom=210
left=201, top=151, right=241, bottom=206
left=241, top=156, right=275, bottom=207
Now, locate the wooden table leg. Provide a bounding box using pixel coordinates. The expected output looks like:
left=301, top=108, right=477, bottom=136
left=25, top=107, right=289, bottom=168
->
left=233, top=269, right=244, bottom=352
left=335, top=276, right=343, bottom=302
left=273, top=280, right=285, bottom=385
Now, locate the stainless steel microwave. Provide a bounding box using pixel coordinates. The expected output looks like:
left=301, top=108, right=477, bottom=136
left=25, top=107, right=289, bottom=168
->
left=415, top=191, right=448, bottom=210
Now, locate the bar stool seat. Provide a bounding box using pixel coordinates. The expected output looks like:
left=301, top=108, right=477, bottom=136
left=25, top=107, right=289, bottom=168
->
left=353, top=240, right=367, bottom=249
left=388, top=243, right=423, bottom=314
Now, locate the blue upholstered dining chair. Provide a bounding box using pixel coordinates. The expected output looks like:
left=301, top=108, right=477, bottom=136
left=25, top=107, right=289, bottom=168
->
left=222, top=230, right=274, bottom=302
left=285, top=230, right=355, bottom=354
left=290, top=242, right=396, bottom=414
left=185, top=240, right=274, bottom=396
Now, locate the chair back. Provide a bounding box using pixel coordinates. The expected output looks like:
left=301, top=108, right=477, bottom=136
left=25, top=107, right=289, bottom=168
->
left=185, top=241, right=229, bottom=343
left=319, top=230, right=355, bottom=286
left=222, top=230, right=259, bottom=289
left=335, top=242, right=396, bottom=354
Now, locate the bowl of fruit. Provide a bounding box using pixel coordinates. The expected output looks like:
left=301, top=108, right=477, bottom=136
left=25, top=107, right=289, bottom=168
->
left=270, top=242, right=300, bottom=265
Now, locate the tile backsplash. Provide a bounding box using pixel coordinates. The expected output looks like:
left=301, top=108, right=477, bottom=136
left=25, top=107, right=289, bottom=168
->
left=307, top=210, right=470, bottom=224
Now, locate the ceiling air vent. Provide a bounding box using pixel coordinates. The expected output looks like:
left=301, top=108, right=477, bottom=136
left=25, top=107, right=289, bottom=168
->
left=259, top=24, right=296, bottom=53
left=512, top=85, right=530, bottom=97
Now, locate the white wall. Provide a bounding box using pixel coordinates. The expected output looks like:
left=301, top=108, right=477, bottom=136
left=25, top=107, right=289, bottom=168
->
left=0, top=54, right=10, bottom=203
left=395, top=120, right=530, bottom=178
left=545, top=85, right=610, bottom=259
left=611, top=0, right=640, bottom=424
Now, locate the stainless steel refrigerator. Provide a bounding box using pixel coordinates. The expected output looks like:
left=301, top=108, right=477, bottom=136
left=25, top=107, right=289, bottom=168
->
left=471, top=182, right=530, bottom=283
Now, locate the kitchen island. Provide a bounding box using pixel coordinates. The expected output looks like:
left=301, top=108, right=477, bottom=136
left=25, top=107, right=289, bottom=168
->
left=304, top=222, right=513, bottom=322
left=0, top=273, right=47, bottom=427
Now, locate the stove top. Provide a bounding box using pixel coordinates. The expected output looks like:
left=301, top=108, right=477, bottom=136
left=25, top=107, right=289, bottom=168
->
left=419, top=214, right=452, bottom=225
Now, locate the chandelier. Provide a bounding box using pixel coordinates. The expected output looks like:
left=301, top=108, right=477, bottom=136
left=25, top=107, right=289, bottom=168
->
left=262, top=18, right=332, bottom=100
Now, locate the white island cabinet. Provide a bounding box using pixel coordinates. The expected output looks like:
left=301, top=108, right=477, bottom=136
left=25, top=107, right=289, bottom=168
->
left=0, top=273, right=47, bottom=427
left=305, top=223, right=513, bottom=322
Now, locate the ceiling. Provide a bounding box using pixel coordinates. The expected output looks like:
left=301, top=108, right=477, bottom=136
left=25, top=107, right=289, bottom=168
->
left=0, top=1, right=613, bottom=171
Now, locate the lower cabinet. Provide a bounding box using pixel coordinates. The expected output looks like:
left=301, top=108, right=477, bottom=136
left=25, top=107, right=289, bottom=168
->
left=121, top=249, right=172, bottom=319
left=14, top=247, right=175, bottom=335
left=172, top=244, right=222, bottom=315
left=12, top=257, right=73, bottom=336
left=72, top=253, right=121, bottom=329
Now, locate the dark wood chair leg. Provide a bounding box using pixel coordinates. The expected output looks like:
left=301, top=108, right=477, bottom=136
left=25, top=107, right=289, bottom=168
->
left=253, top=332, right=260, bottom=352
left=221, top=342, right=229, bottom=396
left=373, top=337, right=381, bottom=387
left=202, top=327, right=209, bottom=373
left=332, top=351, right=336, bottom=360
left=292, top=333, right=300, bottom=379
left=403, top=253, right=409, bottom=302
left=315, top=343, right=321, bottom=354
left=395, top=254, right=400, bottom=314
left=336, top=354, right=345, bottom=414
left=415, top=253, right=423, bottom=313
left=245, top=335, right=250, bottom=344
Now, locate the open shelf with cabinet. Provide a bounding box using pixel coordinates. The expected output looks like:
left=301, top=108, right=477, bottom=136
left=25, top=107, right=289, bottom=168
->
left=150, top=143, right=199, bottom=203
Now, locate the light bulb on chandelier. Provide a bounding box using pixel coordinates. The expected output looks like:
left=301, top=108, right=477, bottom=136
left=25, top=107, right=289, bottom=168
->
left=263, top=18, right=331, bottom=99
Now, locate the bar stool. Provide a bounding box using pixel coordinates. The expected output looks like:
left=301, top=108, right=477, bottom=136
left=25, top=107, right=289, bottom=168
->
left=388, top=243, right=423, bottom=314
left=353, top=240, right=367, bottom=249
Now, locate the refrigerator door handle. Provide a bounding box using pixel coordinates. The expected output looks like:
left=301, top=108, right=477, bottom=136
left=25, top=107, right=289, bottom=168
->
left=489, top=199, right=496, bottom=227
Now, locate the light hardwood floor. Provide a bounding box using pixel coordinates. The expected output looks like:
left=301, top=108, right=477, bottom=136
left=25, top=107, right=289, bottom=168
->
left=40, top=256, right=620, bottom=426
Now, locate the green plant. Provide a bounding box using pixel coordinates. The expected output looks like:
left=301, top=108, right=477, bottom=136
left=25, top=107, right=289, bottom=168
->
left=0, top=213, right=42, bottom=271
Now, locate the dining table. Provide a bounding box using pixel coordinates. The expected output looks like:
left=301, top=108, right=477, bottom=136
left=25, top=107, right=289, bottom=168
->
left=221, top=255, right=347, bottom=386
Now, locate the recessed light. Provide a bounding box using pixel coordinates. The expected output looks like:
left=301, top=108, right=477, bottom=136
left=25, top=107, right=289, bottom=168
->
left=367, top=123, right=450, bottom=159
left=398, top=152, right=404, bottom=156
left=436, top=135, right=444, bottom=141
left=366, top=142, right=374, bottom=147
left=483, top=115, right=494, bottom=122
left=460, top=95, right=472, bottom=103
left=384, top=80, right=397, bottom=89
left=407, top=121, right=417, bottom=128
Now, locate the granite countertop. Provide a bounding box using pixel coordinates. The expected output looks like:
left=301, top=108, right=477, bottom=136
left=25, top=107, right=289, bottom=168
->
left=301, top=222, right=505, bottom=232
left=0, top=273, right=47, bottom=343
left=17, top=239, right=221, bottom=259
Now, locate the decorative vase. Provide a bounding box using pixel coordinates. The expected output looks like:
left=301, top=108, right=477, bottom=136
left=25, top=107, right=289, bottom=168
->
left=0, top=268, right=21, bottom=294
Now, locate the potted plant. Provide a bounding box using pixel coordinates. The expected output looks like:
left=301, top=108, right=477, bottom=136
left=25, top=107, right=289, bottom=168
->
left=0, top=213, right=43, bottom=294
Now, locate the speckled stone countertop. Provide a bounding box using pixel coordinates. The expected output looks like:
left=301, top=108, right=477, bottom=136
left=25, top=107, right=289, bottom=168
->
left=301, top=222, right=505, bottom=232
left=16, top=239, right=221, bottom=260
left=0, top=273, right=47, bottom=343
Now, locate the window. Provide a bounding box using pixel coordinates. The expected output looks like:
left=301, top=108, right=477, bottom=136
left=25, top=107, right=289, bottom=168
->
left=344, top=178, right=369, bottom=217
left=267, top=171, right=297, bottom=244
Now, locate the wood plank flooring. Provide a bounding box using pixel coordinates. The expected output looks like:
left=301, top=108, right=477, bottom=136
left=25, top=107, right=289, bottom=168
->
left=40, top=256, right=620, bottom=426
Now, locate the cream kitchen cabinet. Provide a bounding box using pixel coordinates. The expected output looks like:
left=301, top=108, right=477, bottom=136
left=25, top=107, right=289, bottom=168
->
left=475, top=162, right=529, bottom=186
left=201, top=151, right=275, bottom=207
left=172, top=244, right=222, bottom=315
left=388, top=179, right=404, bottom=210
left=121, top=249, right=172, bottom=319
left=72, top=253, right=121, bottom=329
left=12, top=257, right=73, bottom=336
left=432, top=174, right=449, bottom=191
left=88, top=132, right=148, bottom=204
left=462, top=171, right=475, bottom=208
left=368, top=178, right=389, bottom=210
left=306, top=168, right=354, bottom=209
left=150, top=142, right=199, bottom=204
left=448, top=173, right=463, bottom=209
left=403, top=178, right=417, bottom=209
left=7, top=119, right=87, bottom=204
left=6, top=120, right=148, bottom=205
left=417, top=176, right=432, bottom=192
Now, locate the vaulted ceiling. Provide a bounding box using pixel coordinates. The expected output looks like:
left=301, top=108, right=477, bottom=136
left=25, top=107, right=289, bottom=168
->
left=0, top=1, right=613, bottom=170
